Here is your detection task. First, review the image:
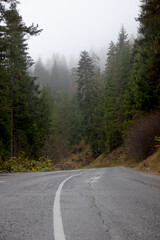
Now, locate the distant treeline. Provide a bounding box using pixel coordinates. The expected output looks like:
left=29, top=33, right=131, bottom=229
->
left=0, top=0, right=160, bottom=164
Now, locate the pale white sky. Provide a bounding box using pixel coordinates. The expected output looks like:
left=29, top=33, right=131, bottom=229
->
left=19, top=0, right=140, bottom=62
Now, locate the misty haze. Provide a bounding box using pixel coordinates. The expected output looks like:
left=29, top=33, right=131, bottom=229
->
left=1, top=1, right=160, bottom=240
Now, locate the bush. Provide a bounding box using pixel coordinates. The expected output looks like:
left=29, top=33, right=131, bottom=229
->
left=0, top=152, right=54, bottom=172
left=155, top=136, right=160, bottom=148
left=126, top=113, right=160, bottom=161
left=70, top=141, right=85, bottom=154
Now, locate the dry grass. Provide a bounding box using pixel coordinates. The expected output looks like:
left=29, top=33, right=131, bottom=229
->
left=55, top=143, right=160, bottom=174
left=87, top=146, right=134, bottom=168
left=138, top=148, right=160, bottom=173
left=58, top=141, right=94, bottom=169
left=87, top=146, right=160, bottom=175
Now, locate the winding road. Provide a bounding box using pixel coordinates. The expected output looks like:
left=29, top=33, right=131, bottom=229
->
left=0, top=167, right=160, bottom=240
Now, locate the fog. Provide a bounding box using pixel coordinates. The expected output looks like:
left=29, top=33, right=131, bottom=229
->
left=19, top=0, right=140, bottom=63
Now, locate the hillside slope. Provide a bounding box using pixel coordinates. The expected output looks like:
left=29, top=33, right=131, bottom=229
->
left=87, top=147, right=160, bottom=175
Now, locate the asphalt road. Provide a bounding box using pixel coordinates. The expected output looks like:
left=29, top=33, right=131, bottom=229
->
left=0, top=167, right=160, bottom=240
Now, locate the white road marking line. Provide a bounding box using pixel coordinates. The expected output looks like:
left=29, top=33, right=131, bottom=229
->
left=53, top=172, right=84, bottom=240
left=92, top=176, right=102, bottom=182
left=86, top=176, right=102, bottom=184
left=0, top=181, right=4, bottom=183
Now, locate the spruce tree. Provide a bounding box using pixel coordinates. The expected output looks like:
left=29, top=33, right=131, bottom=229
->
left=69, top=94, right=83, bottom=146
left=125, top=0, right=160, bottom=123
left=0, top=0, right=13, bottom=160
left=91, top=71, right=106, bottom=155
left=43, top=92, right=70, bottom=161
left=50, top=57, right=71, bottom=94
left=105, top=27, right=132, bottom=152
left=33, top=58, right=50, bottom=89
left=0, top=0, right=42, bottom=159
left=76, top=51, right=96, bottom=147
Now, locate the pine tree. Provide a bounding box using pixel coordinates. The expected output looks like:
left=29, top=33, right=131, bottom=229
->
left=43, top=92, right=70, bottom=161
left=91, top=71, right=106, bottom=155
left=0, top=0, right=42, bottom=159
left=50, top=57, right=71, bottom=94
left=69, top=94, right=83, bottom=146
left=76, top=51, right=96, bottom=146
left=105, top=27, right=132, bottom=152
left=125, top=0, right=160, bottom=124
left=34, top=58, right=50, bottom=89
left=0, top=0, right=13, bottom=160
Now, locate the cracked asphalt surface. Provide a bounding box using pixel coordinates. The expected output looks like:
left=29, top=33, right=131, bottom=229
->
left=0, top=167, right=160, bottom=240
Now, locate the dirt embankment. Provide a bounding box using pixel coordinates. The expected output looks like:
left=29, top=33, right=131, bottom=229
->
left=60, top=142, right=160, bottom=175
left=87, top=147, right=160, bottom=175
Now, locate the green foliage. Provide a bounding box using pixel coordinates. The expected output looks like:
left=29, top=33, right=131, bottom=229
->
left=0, top=0, right=43, bottom=160
left=69, top=94, right=83, bottom=145
left=90, top=71, right=106, bottom=155
left=42, top=91, right=71, bottom=160
left=105, top=27, right=132, bottom=152
left=1, top=0, right=160, bottom=169
left=125, top=0, right=160, bottom=127
left=76, top=51, right=96, bottom=142
left=0, top=152, right=54, bottom=172
left=33, top=55, right=72, bottom=94
left=76, top=51, right=106, bottom=156
left=155, top=136, right=160, bottom=148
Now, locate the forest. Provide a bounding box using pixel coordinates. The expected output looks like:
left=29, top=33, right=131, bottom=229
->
left=0, top=0, right=160, bottom=171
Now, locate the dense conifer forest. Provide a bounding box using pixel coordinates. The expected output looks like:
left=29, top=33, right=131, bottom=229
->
left=0, top=0, right=160, bottom=171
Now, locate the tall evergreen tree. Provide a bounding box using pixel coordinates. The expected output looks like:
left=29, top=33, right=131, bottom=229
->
left=69, top=94, right=83, bottom=146
left=105, top=27, right=132, bottom=152
left=91, top=71, right=106, bottom=155
left=76, top=51, right=96, bottom=148
left=0, top=0, right=42, bottom=159
left=50, top=57, right=71, bottom=94
left=33, top=58, right=50, bottom=89
left=125, top=0, right=160, bottom=123
left=43, top=91, right=70, bottom=161
left=0, top=0, right=13, bottom=160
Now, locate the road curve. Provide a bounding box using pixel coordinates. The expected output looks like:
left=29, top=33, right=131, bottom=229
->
left=0, top=167, right=160, bottom=240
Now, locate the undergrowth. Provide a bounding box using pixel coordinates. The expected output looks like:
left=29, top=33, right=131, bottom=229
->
left=0, top=152, right=54, bottom=172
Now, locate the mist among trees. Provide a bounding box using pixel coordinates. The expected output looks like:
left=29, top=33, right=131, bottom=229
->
left=0, top=0, right=160, bottom=169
